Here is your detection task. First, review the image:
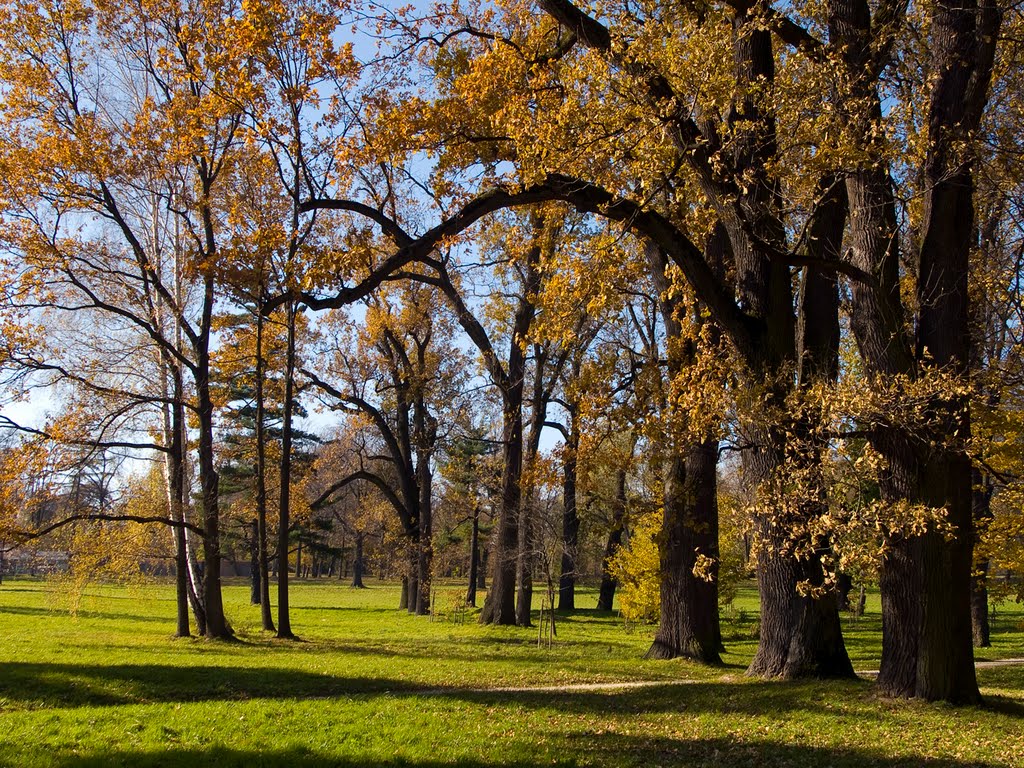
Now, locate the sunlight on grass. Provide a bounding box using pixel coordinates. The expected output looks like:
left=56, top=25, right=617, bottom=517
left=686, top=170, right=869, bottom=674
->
left=1, top=578, right=1022, bottom=767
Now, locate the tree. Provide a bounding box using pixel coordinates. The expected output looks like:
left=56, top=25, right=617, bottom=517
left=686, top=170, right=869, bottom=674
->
left=308, top=280, right=467, bottom=614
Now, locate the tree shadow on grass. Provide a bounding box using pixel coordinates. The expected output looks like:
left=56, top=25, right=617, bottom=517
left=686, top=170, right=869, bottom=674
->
left=0, top=662, right=424, bottom=708
left=0, top=661, right=885, bottom=722
left=0, top=604, right=170, bottom=624
left=3, top=660, right=1021, bottom=722
left=9, top=735, right=1008, bottom=768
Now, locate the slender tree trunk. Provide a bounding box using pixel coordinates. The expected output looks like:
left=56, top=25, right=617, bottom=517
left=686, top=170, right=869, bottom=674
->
left=557, top=416, right=580, bottom=613
left=163, top=365, right=190, bottom=638
left=407, top=543, right=419, bottom=614
left=276, top=299, right=298, bottom=639
left=249, top=518, right=260, bottom=605
left=836, top=573, right=853, bottom=612
left=196, top=364, right=230, bottom=639
left=467, top=503, right=480, bottom=606
left=597, top=469, right=627, bottom=612
left=352, top=532, right=365, bottom=588
left=414, top=409, right=435, bottom=616
left=972, top=468, right=992, bottom=647
left=253, top=303, right=275, bottom=631
left=514, top=490, right=534, bottom=627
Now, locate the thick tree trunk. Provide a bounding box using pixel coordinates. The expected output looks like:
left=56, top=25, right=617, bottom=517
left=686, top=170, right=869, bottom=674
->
left=647, top=439, right=722, bottom=662
left=829, top=0, right=996, bottom=705
left=747, top=174, right=852, bottom=679
left=596, top=469, right=627, bottom=612
left=479, top=402, right=522, bottom=625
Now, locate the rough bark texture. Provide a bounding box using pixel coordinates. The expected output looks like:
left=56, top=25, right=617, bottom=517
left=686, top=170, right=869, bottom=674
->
left=829, top=0, right=997, bottom=702
left=647, top=440, right=722, bottom=662
left=557, top=416, right=580, bottom=613
left=596, top=469, right=627, bottom=612
left=479, top=400, right=523, bottom=625
left=276, top=300, right=298, bottom=640
left=196, top=294, right=230, bottom=640
left=254, top=307, right=275, bottom=632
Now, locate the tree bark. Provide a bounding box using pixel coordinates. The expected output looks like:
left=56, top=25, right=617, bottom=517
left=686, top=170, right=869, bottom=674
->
left=249, top=517, right=260, bottom=605
left=479, top=400, right=524, bottom=625
left=467, top=503, right=480, bottom=607
left=352, top=532, right=365, bottom=588
left=276, top=299, right=298, bottom=640
left=254, top=302, right=275, bottom=631
left=195, top=280, right=231, bottom=640
left=557, top=415, right=580, bottom=613
left=596, top=469, right=627, bottom=612
left=647, top=439, right=722, bottom=662
left=972, top=468, right=993, bottom=647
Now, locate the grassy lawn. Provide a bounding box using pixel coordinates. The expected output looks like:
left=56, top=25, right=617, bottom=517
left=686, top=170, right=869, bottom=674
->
left=0, top=577, right=1022, bottom=767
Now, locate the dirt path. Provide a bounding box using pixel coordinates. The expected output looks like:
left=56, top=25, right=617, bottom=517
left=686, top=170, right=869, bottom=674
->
left=856, top=658, right=1024, bottom=677
left=419, top=658, right=1024, bottom=695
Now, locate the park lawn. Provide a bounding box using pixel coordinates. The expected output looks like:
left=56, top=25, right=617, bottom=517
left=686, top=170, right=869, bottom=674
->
left=0, top=578, right=1022, bottom=767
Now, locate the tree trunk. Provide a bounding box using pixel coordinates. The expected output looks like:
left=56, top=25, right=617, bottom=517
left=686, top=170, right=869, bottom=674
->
left=249, top=517, right=260, bottom=605
left=467, top=503, right=480, bottom=607
left=414, top=409, right=435, bottom=616
left=972, top=468, right=992, bottom=647
left=352, top=532, right=365, bottom=588
left=195, top=296, right=230, bottom=639
left=647, top=440, right=722, bottom=662
left=557, top=417, right=580, bottom=613
left=514, top=490, right=534, bottom=627
left=479, top=400, right=522, bottom=625
left=164, top=368, right=190, bottom=638
left=254, top=304, right=275, bottom=632
left=597, top=469, right=627, bottom=612
left=276, top=299, right=298, bottom=639
left=407, top=546, right=419, bottom=615
left=829, top=0, right=996, bottom=705
left=971, top=562, right=991, bottom=648
left=836, top=573, right=853, bottom=612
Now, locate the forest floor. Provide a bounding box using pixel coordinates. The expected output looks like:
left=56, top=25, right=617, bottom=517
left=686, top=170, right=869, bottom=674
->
left=0, top=577, right=1022, bottom=767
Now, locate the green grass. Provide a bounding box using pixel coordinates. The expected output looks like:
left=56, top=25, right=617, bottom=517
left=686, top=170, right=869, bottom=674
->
left=1, top=577, right=1022, bottom=767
